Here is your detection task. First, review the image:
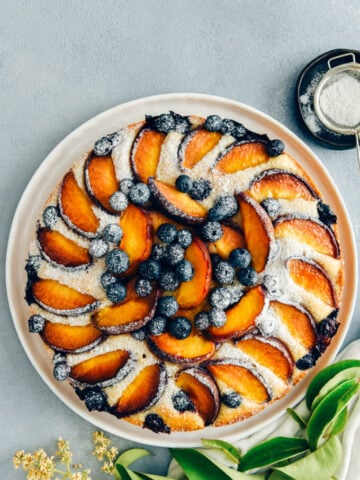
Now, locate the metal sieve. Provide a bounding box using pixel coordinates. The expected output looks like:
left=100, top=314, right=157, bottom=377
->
left=314, top=52, right=360, bottom=168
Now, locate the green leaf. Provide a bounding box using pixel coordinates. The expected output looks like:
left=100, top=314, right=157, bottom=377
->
left=328, top=406, right=348, bottom=437
left=202, top=439, right=241, bottom=463
left=116, top=463, right=144, bottom=480
left=169, top=448, right=265, bottom=480
left=306, top=379, right=360, bottom=450
left=116, top=448, right=153, bottom=468
left=268, top=472, right=294, bottom=480
left=286, top=408, right=307, bottom=429
left=273, top=436, right=342, bottom=480
left=238, top=437, right=308, bottom=472
left=136, top=473, right=178, bottom=480
left=305, top=359, right=360, bottom=409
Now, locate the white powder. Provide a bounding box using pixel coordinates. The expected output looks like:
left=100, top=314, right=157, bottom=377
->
left=318, top=72, right=360, bottom=128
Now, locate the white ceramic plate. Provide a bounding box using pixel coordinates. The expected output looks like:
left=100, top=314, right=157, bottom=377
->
left=6, top=93, right=357, bottom=447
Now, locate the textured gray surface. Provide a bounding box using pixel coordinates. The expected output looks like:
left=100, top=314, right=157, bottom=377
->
left=1, top=1, right=359, bottom=478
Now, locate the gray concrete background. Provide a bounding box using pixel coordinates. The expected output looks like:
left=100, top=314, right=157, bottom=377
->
left=1, top=1, right=359, bottom=478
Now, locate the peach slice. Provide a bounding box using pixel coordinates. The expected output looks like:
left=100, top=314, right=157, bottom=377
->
left=92, top=287, right=158, bottom=334
left=175, top=237, right=212, bottom=309
left=37, top=228, right=91, bottom=269
left=237, top=192, right=274, bottom=272
left=208, top=224, right=245, bottom=260
left=32, top=279, right=99, bottom=316
left=287, top=258, right=337, bottom=307
left=248, top=169, right=318, bottom=203
left=131, top=128, right=166, bottom=182
left=148, top=177, right=207, bottom=225
left=119, top=203, right=153, bottom=276
left=178, top=128, right=222, bottom=169
left=41, top=321, right=103, bottom=353
left=270, top=300, right=317, bottom=350
left=114, top=363, right=167, bottom=417
left=175, top=367, right=220, bottom=425
left=274, top=216, right=339, bottom=258
left=84, top=154, right=119, bottom=213
left=59, top=171, right=99, bottom=238
left=70, top=350, right=133, bottom=387
left=215, top=141, right=269, bottom=174
left=206, top=360, right=271, bottom=403
left=148, top=330, right=216, bottom=364
left=206, top=286, right=266, bottom=342
left=235, top=335, right=294, bottom=382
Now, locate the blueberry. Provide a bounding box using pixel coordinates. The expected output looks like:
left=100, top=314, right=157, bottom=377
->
left=109, top=191, right=128, bottom=211
left=175, top=259, right=194, bottom=282
left=168, top=316, right=192, bottom=339
left=100, top=271, right=118, bottom=289
left=175, top=174, right=193, bottom=193
left=208, top=308, right=227, bottom=327
left=107, top=130, right=121, bottom=147
left=317, top=201, right=337, bottom=225
left=131, top=327, right=148, bottom=341
left=158, top=270, right=179, bottom=291
left=105, top=248, right=130, bottom=274
left=210, top=253, right=222, bottom=266
left=172, top=390, right=195, bottom=412
left=173, top=113, right=191, bottom=134
left=166, top=243, right=185, bottom=265
left=214, top=261, right=235, bottom=285
left=220, top=118, right=237, bottom=135
left=43, top=205, right=59, bottom=228
left=317, top=313, right=339, bottom=338
left=266, top=139, right=285, bottom=157
left=207, top=207, right=222, bottom=222
left=148, top=316, right=167, bottom=336
left=53, top=361, right=70, bottom=381
left=143, top=413, right=170, bottom=434
left=204, top=115, right=223, bottom=132
left=28, top=314, right=45, bottom=333
left=177, top=229, right=193, bottom=248
left=151, top=243, right=167, bottom=261
left=83, top=388, right=108, bottom=411
left=228, top=285, right=244, bottom=304
left=154, top=113, right=176, bottom=133
left=139, top=259, right=161, bottom=280
left=53, top=352, right=66, bottom=364
left=212, top=196, right=238, bottom=219
left=261, top=198, right=280, bottom=218
left=128, top=183, right=150, bottom=205
left=222, top=391, right=242, bottom=408
left=103, top=224, right=123, bottom=243
left=89, top=238, right=108, bottom=258
left=209, top=287, right=232, bottom=309
left=296, top=353, right=316, bottom=370
left=194, top=311, right=210, bottom=330
left=233, top=123, right=247, bottom=138
left=119, top=178, right=134, bottom=195
left=25, top=255, right=42, bottom=273
left=229, top=248, right=251, bottom=269
left=201, top=221, right=223, bottom=242
left=189, top=179, right=212, bottom=201
left=135, top=278, right=153, bottom=297
left=157, top=223, right=177, bottom=243
left=94, top=136, right=113, bottom=156
left=238, top=267, right=258, bottom=286
left=106, top=282, right=127, bottom=303
left=157, top=296, right=178, bottom=317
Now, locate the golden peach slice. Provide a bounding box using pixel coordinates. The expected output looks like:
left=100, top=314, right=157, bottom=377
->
left=41, top=321, right=103, bottom=353
left=179, top=128, right=221, bottom=169
left=131, top=128, right=166, bottom=182
left=84, top=154, right=119, bottom=213
left=215, top=141, right=269, bottom=173
left=208, top=225, right=245, bottom=260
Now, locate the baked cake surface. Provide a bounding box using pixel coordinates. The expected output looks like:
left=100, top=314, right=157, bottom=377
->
left=25, top=111, right=344, bottom=433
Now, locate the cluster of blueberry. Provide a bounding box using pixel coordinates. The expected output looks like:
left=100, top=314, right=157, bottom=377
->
left=109, top=177, right=151, bottom=211
left=145, top=111, right=191, bottom=135
left=175, top=174, right=212, bottom=201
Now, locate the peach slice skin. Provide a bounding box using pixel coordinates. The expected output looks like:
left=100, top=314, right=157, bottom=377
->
left=270, top=300, right=317, bottom=350
left=115, top=363, right=165, bottom=416
left=85, top=154, right=118, bottom=212
left=70, top=350, right=130, bottom=384
left=274, top=217, right=339, bottom=258
left=287, top=258, right=337, bottom=307
left=175, top=368, right=220, bottom=425
left=237, top=192, right=274, bottom=273
left=175, top=237, right=212, bottom=309
left=180, top=128, right=222, bottom=169
left=32, top=279, right=99, bottom=315
left=131, top=129, right=166, bottom=182
left=215, top=142, right=269, bottom=173
left=148, top=178, right=207, bottom=224
left=59, top=171, right=99, bottom=237
left=37, top=228, right=90, bottom=268
left=206, top=286, right=265, bottom=342
left=207, top=362, right=270, bottom=403
left=41, top=321, right=103, bottom=353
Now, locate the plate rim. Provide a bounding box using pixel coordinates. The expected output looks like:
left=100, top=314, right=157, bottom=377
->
left=6, top=92, right=358, bottom=447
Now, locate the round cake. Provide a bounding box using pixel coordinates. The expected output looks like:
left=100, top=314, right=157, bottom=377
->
left=25, top=111, right=344, bottom=433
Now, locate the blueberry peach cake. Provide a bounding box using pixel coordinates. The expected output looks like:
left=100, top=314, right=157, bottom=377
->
left=25, top=111, right=344, bottom=433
